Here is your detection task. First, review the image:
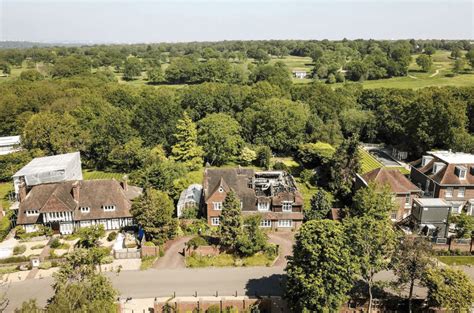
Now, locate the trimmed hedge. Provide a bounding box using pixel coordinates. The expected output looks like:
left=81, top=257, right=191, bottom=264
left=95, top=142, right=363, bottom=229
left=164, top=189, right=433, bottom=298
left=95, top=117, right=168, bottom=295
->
left=13, top=245, right=26, bottom=255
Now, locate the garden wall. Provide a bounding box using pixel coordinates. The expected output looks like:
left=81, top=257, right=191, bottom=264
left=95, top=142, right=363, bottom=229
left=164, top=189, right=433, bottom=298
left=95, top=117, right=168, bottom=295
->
left=113, top=248, right=140, bottom=259
left=141, top=245, right=160, bottom=258
left=185, top=245, right=220, bottom=257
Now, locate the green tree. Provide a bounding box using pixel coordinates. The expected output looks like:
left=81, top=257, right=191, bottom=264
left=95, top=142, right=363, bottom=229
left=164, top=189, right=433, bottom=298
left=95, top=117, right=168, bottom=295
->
left=451, top=47, right=462, bottom=59
left=239, top=147, right=257, bottom=166
left=423, top=266, right=474, bottom=312
left=466, top=49, right=474, bottom=69
left=250, top=62, right=292, bottom=91
left=285, top=220, right=357, bottom=312
left=76, top=225, right=105, bottom=248
left=237, top=215, right=267, bottom=256
left=351, top=183, right=396, bottom=220
left=255, top=146, right=272, bottom=170
left=165, top=57, right=199, bottom=83
left=328, top=135, right=360, bottom=204
left=219, top=191, right=243, bottom=250
left=346, top=60, right=368, bottom=81
left=297, top=142, right=335, bottom=168
left=147, top=66, right=164, bottom=84
left=171, top=112, right=204, bottom=170
left=130, top=188, right=177, bottom=244
left=450, top=213, right=474, bottom=238
left=47, top=248, right=118, bottom=313
left=453, top=58, right=466, bottom=74
left=345, top=216, right=397, bottom=313
left=416, top=54, right=433, bottom=72
left=15, top=299, right=42, bottom=312
left=51, top=56, right=90, bottom=78
left=391, top=237, right=434, bottom=313
left=123, top=57, right=142, bottom=80
left=304, top=189, right=333, bottom=221
left=23, top=112, right=85, bottom=155
left=423, top=46, right=436, bottom=56
left=19, top=69, right=43, bottom=81
left=108, top=137, right=150, bottom=172
left=198, top=113, right=243, bottom=166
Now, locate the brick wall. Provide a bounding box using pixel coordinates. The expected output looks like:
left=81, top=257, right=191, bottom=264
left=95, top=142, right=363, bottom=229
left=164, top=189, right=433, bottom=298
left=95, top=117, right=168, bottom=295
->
left=141, top=245, right=159, bottom=258
left=185, top=245, right=220, bottom=257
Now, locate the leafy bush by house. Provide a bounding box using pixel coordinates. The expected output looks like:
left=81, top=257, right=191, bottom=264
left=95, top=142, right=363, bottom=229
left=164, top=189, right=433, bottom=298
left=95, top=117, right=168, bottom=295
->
left=101, top=256, right=114, bottom=264
left=15, top=225, right=52, bottom=240
left=186, top=236, right=208, bottom=249
left=38, top=261, right=52, bottom=270
left=0, top=210, right=13, bottom=241
left=180, top=206, right=199, bottom=219
left=13, top=245, right=26, bottom=255
left=107, top=231, right=117, bottom=242
left=143, top=241, right=155, bottom=247
left=0, top=266, right=18, bottom=275
left=50, top=238, right=61, bottom=249
left=181, top=219, right=209, bottom=235
left=0, top=256, right=28, bottom=264
left=206, top=305, right=221, bottom=313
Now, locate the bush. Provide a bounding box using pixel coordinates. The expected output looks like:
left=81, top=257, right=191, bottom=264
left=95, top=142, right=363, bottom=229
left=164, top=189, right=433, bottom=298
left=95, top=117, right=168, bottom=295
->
left=0, top=211, right=13, bottom=241
left=140, top=255, right=157, bottom=270
left=13, top=245, right=26, bottom=255
left=206, top=305, right=221, bottom=313
left=0, top=256, right=28, bottom=264
left=181, top=219, right=209, bottom=235
left=0, top=266, right=18, bottom=275
left=48, top=249, right=58, bottom=259
left=31, top=244, right=45, bottom=250
left=51, top=260, right=59, bottom=267
left=107, top=231, right=117, bottom=242
left=101, top=256, right=114, bottom=264
left=143, top=241, right=155, bottom=247
left=181, top=206, right=199, bottom=219
left=186, top=236, right=208, bottom=249
left=50, top=238, right=61, bottom=249
left=38, top=261, right=52, bottom=270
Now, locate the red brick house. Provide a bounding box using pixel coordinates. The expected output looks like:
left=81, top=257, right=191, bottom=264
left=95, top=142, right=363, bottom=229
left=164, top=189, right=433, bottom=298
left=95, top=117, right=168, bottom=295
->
left=355, top=168, right=421, bottom=221
left=202, top=168, right=303, bottom=229
left=410, top=150, right=474, bottom=216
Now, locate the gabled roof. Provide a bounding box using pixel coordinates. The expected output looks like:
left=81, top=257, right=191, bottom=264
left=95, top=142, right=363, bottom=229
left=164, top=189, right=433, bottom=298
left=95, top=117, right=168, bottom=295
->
left=361, top=168, right=421, bottom=194
left=413, top=156, right=474, bottom=186
left=17, top=179, right=142, bottom=225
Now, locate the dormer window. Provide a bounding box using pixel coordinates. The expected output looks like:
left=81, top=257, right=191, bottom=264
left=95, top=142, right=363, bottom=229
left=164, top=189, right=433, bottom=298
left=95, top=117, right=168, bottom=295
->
left=102, top=205, right=116, bottom=212
left=455, top=166, right=467, bottom=179
left=80, top=207, right=90, bottom=213
left=282, top=201, right=293, bottom=212
left=433, top=162, right=445, bottom=174
left=26, top=210, right=39, bottom=216
left=421, top=155, right=433, bottom=167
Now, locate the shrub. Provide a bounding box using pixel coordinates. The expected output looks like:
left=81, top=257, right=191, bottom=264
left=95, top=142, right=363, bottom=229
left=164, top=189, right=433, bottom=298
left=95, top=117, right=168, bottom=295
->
left=107, top=231, right=117, bottom=242
left=181, top=206, right=199, bottom=219
left=0, top=211, right=13, bottom=241
left=50, top=238, right=61, bottom=249
left=101, top=256, right=114, bottom=264
left=140, top=255, right=157, bottom=270
left=14, top=225, right=26, bottom=239
left=0, top=266, right=18, bottom=275
left=13, top=245, right=26, bottom=255
left=51, top=260, right=59, bottom=267
left=31, top=244, right=45, bottom=250
left=0, top=256, right=28, bottom=264
left=38, top=261, right=52, bottom=270
left=186, top=236, right=208, bottom=249
left=206, top=305, right=221, bottom=313
left=143, top=241, right=155, bottom=247
left=48, top=249, right=57, bottom=259
left=181, top=219, right=209, bottom=235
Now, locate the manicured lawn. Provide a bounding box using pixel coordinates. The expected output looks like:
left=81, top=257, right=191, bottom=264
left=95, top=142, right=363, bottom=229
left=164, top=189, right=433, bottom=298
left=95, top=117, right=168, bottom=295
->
left=358, top=148, right=383, bottom=174
left=437, top=256, right=474, bottom=266
left=82, top=170, right=125, bottom=180
left=0, top=183, right=13, bottom=209
left=186, top=252, right=275, bottom=268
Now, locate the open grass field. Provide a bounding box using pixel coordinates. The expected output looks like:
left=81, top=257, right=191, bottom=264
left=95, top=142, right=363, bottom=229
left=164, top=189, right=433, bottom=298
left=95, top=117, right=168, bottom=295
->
left=82, top=170, right=125, bottom=180
left=437, top=256, right=474, bottom=266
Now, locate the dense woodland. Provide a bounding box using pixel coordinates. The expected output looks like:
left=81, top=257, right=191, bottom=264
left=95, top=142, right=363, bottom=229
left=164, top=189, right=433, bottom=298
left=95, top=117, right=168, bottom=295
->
left=1, top=39, right=474, bottom=204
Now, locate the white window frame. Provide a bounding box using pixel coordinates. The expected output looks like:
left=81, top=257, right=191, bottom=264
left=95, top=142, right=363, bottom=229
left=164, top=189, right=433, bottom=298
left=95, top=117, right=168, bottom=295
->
left=278, top=219, right=292, bottom=228
left=102, top=205, right=116, bottom=212
left=282, top=201, right=293, bottom=212
left=213, top=202, right=222, bottom=211
left=26, top=210, right=39, bottom=216
left=211, top=217, right=220, bottom=226
left=458, top=187, right=465, bottom=198
left=446, top=187, right=453, bottom=198
left=404, top=194, right=411, bottom=208
left=260, top=220, right=272, bottom=228
left=80, top=207, right=90, bottom=213
left=257, top=202, right=270, bottom=212
left=390, top=211, right=398, bottom=221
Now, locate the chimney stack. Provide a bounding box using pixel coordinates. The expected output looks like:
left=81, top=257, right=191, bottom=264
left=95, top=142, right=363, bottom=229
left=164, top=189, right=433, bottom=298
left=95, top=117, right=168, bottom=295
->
left=121, top=175, right=128, bottom=191
left=72, top=181, right=80, bottom=201
left=18, top=182, right=27, bottom=202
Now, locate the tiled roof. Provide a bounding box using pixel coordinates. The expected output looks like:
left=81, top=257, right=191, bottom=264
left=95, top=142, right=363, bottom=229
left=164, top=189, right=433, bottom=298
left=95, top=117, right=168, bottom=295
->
left=17, top=180, right=142, bottom=225
left=362, top=168, right=421, bottom=194
left=413, top=158, right=474, bottom=186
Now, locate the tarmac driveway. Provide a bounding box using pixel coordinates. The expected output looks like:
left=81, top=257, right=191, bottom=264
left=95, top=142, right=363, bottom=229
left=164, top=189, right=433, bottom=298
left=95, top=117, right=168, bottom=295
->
left=267, top=231, right=295, bottom=267
left=153, top=236, right=193, bottom=269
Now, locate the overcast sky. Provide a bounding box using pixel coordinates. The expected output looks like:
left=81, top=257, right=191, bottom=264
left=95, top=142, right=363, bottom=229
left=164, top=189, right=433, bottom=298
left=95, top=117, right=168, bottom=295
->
left=0, top=0, right=473, bottom=43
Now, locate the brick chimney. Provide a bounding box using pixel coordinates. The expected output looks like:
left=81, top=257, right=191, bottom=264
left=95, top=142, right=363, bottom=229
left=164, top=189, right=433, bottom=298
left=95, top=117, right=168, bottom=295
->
left=72, top=181, right=80, bottom=201
left=18, top=182, right=27, bottom=202
left=120, top=175, right=128, bottom=191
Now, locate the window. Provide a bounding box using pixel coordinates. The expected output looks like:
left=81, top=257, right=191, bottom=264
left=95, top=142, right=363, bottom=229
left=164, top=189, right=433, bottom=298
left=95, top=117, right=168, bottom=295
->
left=257, top=202, right=269, bottom=211
left=404, top=194, right=411, bottom=208
left=390, top=211, right=398, bottom=221
left=282, top=201, right=293, bottom=212
left=278, top=219, right=292, bottom=228
left=218, top=186, right=224, bottom=193
left=213, top=202, right=222, bottom=211
left=452, top=204, right=463, bottom=214
left=102, top=205, right=116, bottom=212
left=446, top=187, right=453, bottom=198
left=211, top=217, right=220, bottom=226
left=458, top=187, right=466, bottom=198
left=469, top=202, right=474, bottom=215
left=26, top=210, right=39, bottom=216
left=260, top=220, right=272, bottom=228
left=80, top=207, right=90, bottom=213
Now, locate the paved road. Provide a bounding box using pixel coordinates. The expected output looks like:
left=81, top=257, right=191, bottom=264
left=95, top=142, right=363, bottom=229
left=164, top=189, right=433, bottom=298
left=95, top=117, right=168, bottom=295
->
left=4, top=267, right=285, bottom=312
